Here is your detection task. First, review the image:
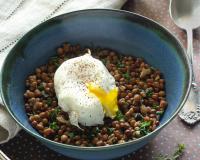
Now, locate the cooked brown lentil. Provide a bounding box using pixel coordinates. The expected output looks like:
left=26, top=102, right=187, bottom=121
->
left=24, top=42, right=168, bottom=147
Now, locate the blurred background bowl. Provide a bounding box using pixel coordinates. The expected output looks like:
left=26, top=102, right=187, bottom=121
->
left=0, top=9, right=191, bottom=160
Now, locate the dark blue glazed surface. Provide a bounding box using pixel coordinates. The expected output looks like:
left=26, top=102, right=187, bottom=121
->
left=0, top=9, right=191, bottom=160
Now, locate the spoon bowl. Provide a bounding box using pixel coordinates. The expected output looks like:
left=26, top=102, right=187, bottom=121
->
left=170, top=0, right=200, bottom=29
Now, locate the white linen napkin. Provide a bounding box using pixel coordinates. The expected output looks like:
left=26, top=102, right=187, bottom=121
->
left=0, top=0, right=126, bottom=144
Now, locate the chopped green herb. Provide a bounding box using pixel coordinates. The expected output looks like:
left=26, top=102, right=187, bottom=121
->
left=49, top=107, right=61, bottom=121
left=173, top=144, right=185, bottom=158
left=94, top=127, right=100, bottom=134
left=154, top=144, right=185, bottom=160
left=139, top=127, right=150, bottom=136
left=116, top=61, right=124, bottom=68
left=68, top=132, right=75, bottom=138
left=123, top=72, right=131, bottom=80
left=88, top=133, right=95, bottom=140
left=152, top=104, right=159, bottom=109
left=156, top=111, right=164, bottom=115
left=101, top=59, right=107, bottom=65
left=150, top=67, right=155, bottom=71
left=115, top=110, right=125, bottom=121
left=49, top=122, right=59, bottom=130
left=38, top=84, right=44, bottom=91
left=55, top=63, right=60, bottom=68
left=46, top=97, right=52, bottom=106
left=56, top=107, right=61, bottom=113
left=88, top=127, right=100, bottom=140
left=139, top=121, right=151, bottom=136
left=50, top=56, right=59, bottom=63
left=146, top=88, right=153, bottom=98
left=108, top=127, right=114, bottom=134
left=140, top=121, right=151, bottom=128
left=55, top=135, right=60, bottom=139
left=50, top=56, right=60, bottom=67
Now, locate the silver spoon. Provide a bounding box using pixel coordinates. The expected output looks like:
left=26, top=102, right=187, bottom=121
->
left=169, top=0, right=200, bottom=124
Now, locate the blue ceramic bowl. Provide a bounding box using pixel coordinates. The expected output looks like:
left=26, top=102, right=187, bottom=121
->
left=0, top=9, right=191, bottom=160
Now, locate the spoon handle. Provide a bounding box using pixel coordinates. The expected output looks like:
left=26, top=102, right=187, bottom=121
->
left=186, top=28, right=200, bottom=88
left=179, top=28, right=200, bottom=124
left=186, top=28, right=195, bottom=82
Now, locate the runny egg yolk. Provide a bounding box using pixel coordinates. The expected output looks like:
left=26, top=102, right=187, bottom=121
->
left=86, top=83, right=119, bottom=118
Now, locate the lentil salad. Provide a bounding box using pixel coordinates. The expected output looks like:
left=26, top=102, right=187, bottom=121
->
left=24, top=42, right=167, bottom=147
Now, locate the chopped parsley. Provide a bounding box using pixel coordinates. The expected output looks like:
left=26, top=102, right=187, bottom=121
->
left=152, top=104, right=159, bottom=109
left=101, top=59, right=107, bottom=65
left=145, top=88, right=153, bottom=98
left=50, top=57, right=60, bottom=67
left=156, top=111, right=164, bottom=115
left=123, top=72, right=131, bottom=80
left=46, top=97, right=52, bottom=106
left=108, top=127, right=114, bottom=135
left=115, top=110, right=125, bottom=121
left=117, top=61, right=124, bottom=68
left=139, top=121, right=151, bottom=136
left=87, top=129, right=95, bottom=140
left=49, top=107, right=61, bottom=121
left=50, top=56, right=59, bottom=63
left=140, top=127, right=150, bottom=136
left=49, top=122, right=59, bottom=130
left=38, top=84, right=44, bottom=91
left=68, top=132, right=75, bottom=138
left=94, top=127, right=100, bottom=134
left=55, top=135, right=60, bottom=139
left=87, top=127, right=100, bottom=140
left=140, top=121, right=151, bottom=128
left=150, top=67, right=155, bottom=71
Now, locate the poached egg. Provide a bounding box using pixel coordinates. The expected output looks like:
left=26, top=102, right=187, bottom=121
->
left=54, top=52, right=119, bottom=128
